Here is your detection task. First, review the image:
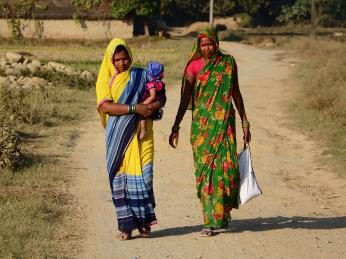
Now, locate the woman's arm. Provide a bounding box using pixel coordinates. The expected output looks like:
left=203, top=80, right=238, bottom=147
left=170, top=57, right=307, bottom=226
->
left=169, top=73, right=195, bottom=148
left=100, top=101, right=159, bottom=118
left=232, top=62, right=251, bottom=143
left=173, top=74, right=195, bottom=129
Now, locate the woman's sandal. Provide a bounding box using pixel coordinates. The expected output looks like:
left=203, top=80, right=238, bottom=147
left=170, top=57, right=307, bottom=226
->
left=200, top=228, right=214, bottom=237
left=118, top=231, right=132, bottom=241
left=138, top=227, right=151, bottom=238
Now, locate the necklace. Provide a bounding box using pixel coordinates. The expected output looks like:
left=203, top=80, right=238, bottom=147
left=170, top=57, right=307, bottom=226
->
left=202, top=57, right=209, bottom=66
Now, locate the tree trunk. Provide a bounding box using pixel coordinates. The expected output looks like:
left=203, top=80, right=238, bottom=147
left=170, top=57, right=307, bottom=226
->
left=144, top=20, right=150, bottom=36
left=209, top=0, right=214, bottom=27
left=311, top=0, right=316, bottom=39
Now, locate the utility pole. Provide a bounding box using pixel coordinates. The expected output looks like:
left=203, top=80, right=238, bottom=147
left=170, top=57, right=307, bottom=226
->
left=209, top=0, right=214, bottom=27
left=311, top=0, right=316, bottom=39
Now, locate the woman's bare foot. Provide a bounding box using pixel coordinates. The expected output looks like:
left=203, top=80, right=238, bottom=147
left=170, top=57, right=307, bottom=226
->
left=118, top=231, right=132, bottom=241
left=200, top=227, right=214, bottom=237
left=138, top=227, right=151, bottom=238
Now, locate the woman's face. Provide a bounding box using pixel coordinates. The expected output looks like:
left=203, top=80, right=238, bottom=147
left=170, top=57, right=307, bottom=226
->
left=199, top=37, right=217, bottom=59
left=113, top=50, right=131, bottom=72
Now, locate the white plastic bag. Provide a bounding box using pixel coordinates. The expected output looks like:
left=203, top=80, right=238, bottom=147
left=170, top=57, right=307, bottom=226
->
left=238, top=145, right=262, bottom=205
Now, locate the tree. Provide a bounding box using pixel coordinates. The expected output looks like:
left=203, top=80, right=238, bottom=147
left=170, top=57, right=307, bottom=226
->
left=276, top=0, right=346, bottom=27
left=276, top=0, right=310, bottom=25
left=236, top=0, right=295, bottom=25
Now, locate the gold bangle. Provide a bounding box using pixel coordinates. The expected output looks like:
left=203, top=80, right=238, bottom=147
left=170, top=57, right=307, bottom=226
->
left=242, top=120, right=250, bottom=128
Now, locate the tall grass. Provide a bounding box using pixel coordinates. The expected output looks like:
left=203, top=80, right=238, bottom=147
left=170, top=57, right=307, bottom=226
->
left=285, top=38, right=346, bottom=173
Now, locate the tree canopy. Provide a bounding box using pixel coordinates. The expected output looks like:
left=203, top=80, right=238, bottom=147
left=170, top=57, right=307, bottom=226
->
left=1, top=0, right=345, bottom=27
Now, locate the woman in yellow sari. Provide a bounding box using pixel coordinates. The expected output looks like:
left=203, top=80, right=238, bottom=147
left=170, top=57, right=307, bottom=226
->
left=96, top=38, right=164, bottom=240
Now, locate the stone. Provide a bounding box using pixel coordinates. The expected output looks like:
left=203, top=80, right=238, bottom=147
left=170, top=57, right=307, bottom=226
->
left=5, top=52, right=23, bottom=63
left=23, top=77, right=48, bottom=89
left=16, top=76, right=31, bottom=85
left=47, top=61, right=66, bottom=72
left=333, top=32, right=343, bottom=37
left=31, top=59, right=41, bottom=67
left=0, top=58, right=8, bottom=67
left=81, top=70, right=94, bottom=82
left=5, top=68, right=21, bottom=77
left=23, top=58, right=31, bottom=66
left=12, top=63, right=25, bottom=71
left=26, top=63, right=40, bottom=73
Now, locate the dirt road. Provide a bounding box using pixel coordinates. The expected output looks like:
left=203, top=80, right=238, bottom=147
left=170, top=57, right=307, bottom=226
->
left=70, top=42, right=346, bottom=259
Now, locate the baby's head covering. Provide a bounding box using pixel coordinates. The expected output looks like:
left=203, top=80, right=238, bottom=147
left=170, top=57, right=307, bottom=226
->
left=146, top=61, right=164, bottom=82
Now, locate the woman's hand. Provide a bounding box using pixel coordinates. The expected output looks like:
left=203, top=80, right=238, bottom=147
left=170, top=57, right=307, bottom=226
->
left=169, top=131, right=179, bottom=148
left=135, top=103, right=155, bottom=117
left=243, top=127, right=251, bottom=143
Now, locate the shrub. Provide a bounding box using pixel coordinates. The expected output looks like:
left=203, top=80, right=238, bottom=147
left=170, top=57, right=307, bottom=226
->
left=0, top=123, right=24, bottom=170
left=235, top=13, right=253, bottom=28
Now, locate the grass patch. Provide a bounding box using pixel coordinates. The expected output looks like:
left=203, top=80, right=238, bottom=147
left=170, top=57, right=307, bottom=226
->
left=284, top=37, right=346, bottom=174
left=0, top=165, right=78, bottom=258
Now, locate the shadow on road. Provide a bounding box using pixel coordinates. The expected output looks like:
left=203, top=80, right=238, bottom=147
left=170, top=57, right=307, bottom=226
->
left=152, top=216, right=346, bottom=237
left=230, top=216, right=346, bottom=233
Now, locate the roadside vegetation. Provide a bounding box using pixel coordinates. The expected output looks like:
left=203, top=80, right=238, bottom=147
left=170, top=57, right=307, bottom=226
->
left=283, top=37, right=346, bottom=174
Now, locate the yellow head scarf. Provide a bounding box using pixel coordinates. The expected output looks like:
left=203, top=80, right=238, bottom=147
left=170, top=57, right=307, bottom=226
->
left=96, top=38, right=134, bottom=128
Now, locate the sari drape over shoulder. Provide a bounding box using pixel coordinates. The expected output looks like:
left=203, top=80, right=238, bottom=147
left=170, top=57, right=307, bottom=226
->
left=187, top=28, right=240, bottom=228
left=96, top=38, right=157, bottom=232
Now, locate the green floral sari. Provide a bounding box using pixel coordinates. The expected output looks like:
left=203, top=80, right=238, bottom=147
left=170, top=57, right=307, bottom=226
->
left=188, top=27, right=239, bottom=228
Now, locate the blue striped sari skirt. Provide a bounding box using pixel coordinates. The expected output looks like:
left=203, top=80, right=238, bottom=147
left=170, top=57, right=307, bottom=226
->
left=105, top=67, right=157, bottom=232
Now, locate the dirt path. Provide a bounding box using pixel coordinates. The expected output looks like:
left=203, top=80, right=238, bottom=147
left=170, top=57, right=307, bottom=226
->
left=70, top=42, right=346, bottom=259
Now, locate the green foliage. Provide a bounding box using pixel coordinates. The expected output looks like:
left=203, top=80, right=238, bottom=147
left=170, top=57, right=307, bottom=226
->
left=235, top=13, right=253, bottom=27
left=277, top=0, right=309, bottom=24
left=277, top=0, right=346, bottom=26
left=0, top=0, right=46, bottom=38
left=108, top=0, right=160, bottom=18
left=0, top=122, right=24, bottom=170
left=71, top=0, right=101, bottom=10
left=6, top=19, right=22, bottom=39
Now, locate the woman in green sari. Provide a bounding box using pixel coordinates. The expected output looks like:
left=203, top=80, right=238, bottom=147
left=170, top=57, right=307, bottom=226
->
left=169, top=27, right=251, bottom=236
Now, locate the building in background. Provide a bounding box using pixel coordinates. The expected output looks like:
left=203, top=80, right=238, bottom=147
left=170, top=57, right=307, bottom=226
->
left=0, top=0, right=133, bottom=40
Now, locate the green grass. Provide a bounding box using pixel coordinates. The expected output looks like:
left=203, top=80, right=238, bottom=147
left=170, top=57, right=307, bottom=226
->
left=283, top=37, right=346, bottom=174
left=0, top=165, right=79, bottom=258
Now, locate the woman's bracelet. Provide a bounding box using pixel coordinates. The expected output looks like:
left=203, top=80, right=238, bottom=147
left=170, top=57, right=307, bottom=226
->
left=128, top=104, right=136, bottom=114
left=242, top=120, right=250, bottom=128
left=171, top=125, right=180, bottom=133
